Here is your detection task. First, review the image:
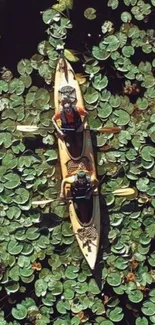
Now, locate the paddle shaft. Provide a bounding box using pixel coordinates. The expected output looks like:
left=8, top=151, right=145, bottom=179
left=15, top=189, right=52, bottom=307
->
left=16, top=125, right=121, bottom=134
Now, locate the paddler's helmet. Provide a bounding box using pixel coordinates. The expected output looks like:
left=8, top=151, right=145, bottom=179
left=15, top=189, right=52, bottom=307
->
left=77, top=171, right=86, bottom=179
left=62, top=96, right=72, bottom=106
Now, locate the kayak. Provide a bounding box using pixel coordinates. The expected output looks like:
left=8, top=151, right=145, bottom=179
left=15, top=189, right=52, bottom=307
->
left=54, top=57, right=100, bottom=269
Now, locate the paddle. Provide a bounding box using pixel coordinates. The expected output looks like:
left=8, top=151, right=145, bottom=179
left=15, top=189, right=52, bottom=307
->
left=32, top=187, right=136, bottom=205
left=16, top=125, right=121, bottom=134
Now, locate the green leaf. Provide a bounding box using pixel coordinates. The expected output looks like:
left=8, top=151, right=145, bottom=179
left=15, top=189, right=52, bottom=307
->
left=107, top=0, right=119, bottom=9
left=136, top=317, right=148, bottom=325
left=9, top=79, right=25, bottom=95
left=136, top=97, right=148, bottom=110
left=92, top=74, right=108, bottom=91
left=92, top=46, right=110, bottom=61
left=20, top=268, right=33, bottom=277
left=56, top=301, right=67, bottom=314
left=121, top=11, right=132, bottom=22
left=62, top=222, right=74, bottom=236
left=142, top=75, right=155, bottom=88
left=107, top=272, right=122, bottom=286
left=107, top=307, right=124, bottom=322
left=13, top=188, right=29, bottom=204
left=98, top=103, right=112, bottom=118
left=35, top=279, right=48, bottom=297
left=64, top=49, right=79, bottom=62
left=142, top=301, right=155, bottom=316
left=44, top=149, right=58, bottom=162
left=148, top=254, right=155, bottom=267
left=128, top=290, right=143, bottom=303
left=12, top=304, right=27, bottom=320
left=7, top=240, right=23, bottom=255
left=9, top=265, right=20, bottom=281
left=122, top=45, right=135, bottom=57
left=17, top=59, right=33, bottom=75
left=64, top=288, right=74, bottom=299
left=4, top=173, right=20, bottom=189
left=103, top=35, right=120, bottom=52
left=113, top=109, right=130, bottom=125
left=35, top=88, right=50, bottom=108
left=115, top=257, right=128, bottom=270
left=6, top=206, right=21, bottom=220
left=26, top=228, right=40, bottom=240
left=42, top=9, right=60, bottom=25
left=75, top=282, right=88, bottom=294
left=84, top=8, right=96, bottom=20
left=88, top=279, right=101, bottom=294
left=141, top=146, right=155, bottom=162
left=65, top=265, right=79, bottom=279
left=84, top=87, right=99, bottom=104
left=0, top=132, right=13, bottom=148
left=6, top=282, right=19, bottom=293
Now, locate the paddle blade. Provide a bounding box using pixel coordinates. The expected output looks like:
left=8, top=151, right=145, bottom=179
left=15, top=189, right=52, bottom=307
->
left=112, top=187, right=137, bottom=197
left=32, top=199, right=54, bottom=205
left=17, top=125, right=39, bottom=132
left=98, top=127, right=121, bottom=134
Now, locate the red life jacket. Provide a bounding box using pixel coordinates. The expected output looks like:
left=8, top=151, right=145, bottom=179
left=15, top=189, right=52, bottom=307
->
left=60, top=106, right=82, bottom=129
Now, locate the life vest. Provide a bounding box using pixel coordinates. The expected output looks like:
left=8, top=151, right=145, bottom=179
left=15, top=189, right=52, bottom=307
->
left=60, top=106, right=82, bottom=129
left=71, top=174, right=91, bottom=196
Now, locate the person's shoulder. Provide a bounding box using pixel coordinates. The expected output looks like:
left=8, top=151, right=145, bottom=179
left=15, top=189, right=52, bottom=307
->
left=54, top=111, right=61, bottom=119
left=77, top=107, right=86, bottom=114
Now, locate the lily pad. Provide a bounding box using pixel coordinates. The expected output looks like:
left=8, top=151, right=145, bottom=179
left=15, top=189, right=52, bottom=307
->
left=142, top=301, right=155, bottom=316
left=17, top=59, right=33, bottom=75
left=65, top=265, right=79, bottom=279
left=122, top=45, right=135, bottom=57
left=107, top=0, right=119, bottom=10
left=7, top=240, right=23, bottom=255
left=107, top=272, right=122, bottom=286
left=136, top=317, right=148, bottom=325
left=107, top=307, right=124, bottom=322
left=98, top=103, right=112, bottom=118
left=4, top=173, right=20, bottom=189
left=12, top=304, right=27, bottom=320
left=128, top=290, right=143, bottom=303
left=92, top=45, right=110, bottom=61
left=113, top=109, right=130, bottom=125
left=84, top=8, right=96, bottom=20
left=92, top=74, right=108, bottom=91
left=103, top=35, right=120, bottom=52
left=84, top=86, right=99, bottom=104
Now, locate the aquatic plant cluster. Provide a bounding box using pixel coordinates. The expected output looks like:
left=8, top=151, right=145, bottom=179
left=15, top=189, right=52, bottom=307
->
left=0, top=0, right=155, bottom=324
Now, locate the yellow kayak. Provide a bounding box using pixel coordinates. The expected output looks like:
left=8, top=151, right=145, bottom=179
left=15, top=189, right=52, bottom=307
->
left=54, top=57, right=100, bottom=269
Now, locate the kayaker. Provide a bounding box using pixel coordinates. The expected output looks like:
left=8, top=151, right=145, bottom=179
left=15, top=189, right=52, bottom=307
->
left=52, top=97, right=88, bottom=139
left=60, top=170, right=99, bottom=199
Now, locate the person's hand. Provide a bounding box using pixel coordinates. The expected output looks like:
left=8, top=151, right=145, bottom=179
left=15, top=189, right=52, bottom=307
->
left=59, top=131, right=65, bottom=141
left=77, top=124, right=84, bottom=133
left=60, top=192, right=65, bottom=200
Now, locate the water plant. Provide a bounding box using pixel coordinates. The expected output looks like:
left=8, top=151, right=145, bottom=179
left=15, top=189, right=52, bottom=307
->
left=0, top=0, right=155, bottom=324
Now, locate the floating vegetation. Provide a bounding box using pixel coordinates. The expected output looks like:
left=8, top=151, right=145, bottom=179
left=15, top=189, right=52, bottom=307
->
left=0, top=0, right=155, bottom=324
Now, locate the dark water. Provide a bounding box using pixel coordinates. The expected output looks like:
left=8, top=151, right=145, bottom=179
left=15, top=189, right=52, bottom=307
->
left=0, top=0, right=111, bottom=72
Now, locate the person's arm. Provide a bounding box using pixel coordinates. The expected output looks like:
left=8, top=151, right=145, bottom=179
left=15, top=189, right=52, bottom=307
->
left=85, top=175, right=99, bottom=199
left=76, top=109, right=88, bottom=132
left=60, top=176, right=74, bottom=198
left=91, top=175, right=99, bottom=189
left=52, top=114, right=64, bottom=137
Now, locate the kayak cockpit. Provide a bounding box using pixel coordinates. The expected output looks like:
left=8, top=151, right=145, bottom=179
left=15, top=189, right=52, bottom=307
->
left=73, top=195, right=93, bottom=225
